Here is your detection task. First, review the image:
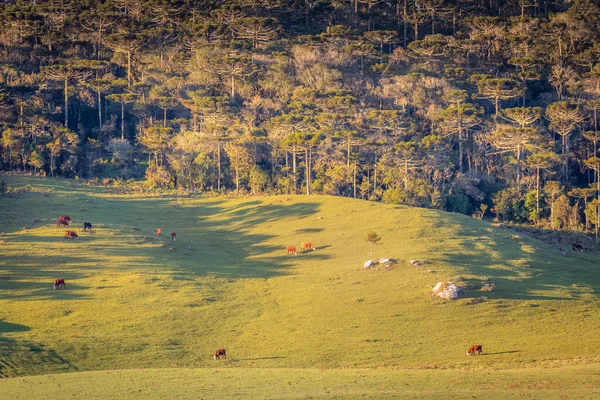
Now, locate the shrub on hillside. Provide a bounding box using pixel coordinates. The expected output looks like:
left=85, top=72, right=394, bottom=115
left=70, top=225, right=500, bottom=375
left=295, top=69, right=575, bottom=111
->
left=145, top=165, right=175, bottom=189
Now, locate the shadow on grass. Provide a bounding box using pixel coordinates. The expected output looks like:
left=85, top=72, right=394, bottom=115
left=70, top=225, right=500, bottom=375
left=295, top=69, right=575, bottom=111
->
left=0, top=176, right=333, bottom=290
left=231, top=356, right=287, bottom=361
left=295, top=228, right=324, bottom=234
left=430, top=213, right=600, bottom=301
left=484, top=350, right=521, bottom=355
left=0, top=319, right=77, bottom=377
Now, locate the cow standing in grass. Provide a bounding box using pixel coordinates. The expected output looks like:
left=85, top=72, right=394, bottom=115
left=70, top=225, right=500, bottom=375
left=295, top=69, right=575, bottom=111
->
left=286, top=246, right=297, bottom=255
left=154, top=228, right=162, bottom=236
left=171, top=232, right=176, bottom=241
left=214, top=349, right=226, bottom=360
left=57, top=215, right=71, bottom=228
left=301, top=242, right=315, bottom=252
left=54, top=278, right=65, bottom=290
left=467, top=345, right=483, bottom=356
left=64, top=230, right=78, bottom=239
left=83, top=222, right=92, bottom=232
left=572, top=243, right=584, bottom=252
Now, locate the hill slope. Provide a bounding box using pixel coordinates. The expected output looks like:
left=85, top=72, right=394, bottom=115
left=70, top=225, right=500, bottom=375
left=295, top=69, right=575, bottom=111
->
left=0, top=176, right=599, bottom=379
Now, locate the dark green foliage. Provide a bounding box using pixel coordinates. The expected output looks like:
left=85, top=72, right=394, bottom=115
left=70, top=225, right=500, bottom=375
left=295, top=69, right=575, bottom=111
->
left=0, top=0, right=599, bottom=232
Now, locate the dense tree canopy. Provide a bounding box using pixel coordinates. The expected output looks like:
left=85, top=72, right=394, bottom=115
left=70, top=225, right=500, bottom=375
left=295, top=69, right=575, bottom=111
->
left=2, top=0, right=600, bottom=237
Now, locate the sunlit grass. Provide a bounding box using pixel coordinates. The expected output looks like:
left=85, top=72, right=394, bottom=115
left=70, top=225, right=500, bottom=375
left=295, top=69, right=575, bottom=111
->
left=1, top=176, right=599, bottom=397
left=2, top=364, right=600, bottom=400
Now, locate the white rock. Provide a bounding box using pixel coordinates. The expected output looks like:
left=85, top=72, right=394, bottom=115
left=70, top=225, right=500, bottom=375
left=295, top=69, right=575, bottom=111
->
left=378, top=258, right=390, bottom=264
left=363, top=260, right=373, bottom=269
left=431, top=281, right=461, bottom=300
left=432, top=282, right=444, bottom=293
left=410, top=260, right=424, bottom=266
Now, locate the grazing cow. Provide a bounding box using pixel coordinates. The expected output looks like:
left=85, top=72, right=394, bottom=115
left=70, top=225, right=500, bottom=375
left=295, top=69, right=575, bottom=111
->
left=171, top=232, right=176, bottom=241
left=83, top=222, right=92, bottom=232
left=64, top=230, right=78, bottom=239
left=57, top=215, right=71, bottom=228
left=214, top=348, right=226, bottom=360
left=572, top=243, right=584, bottom=252
left=54, top=278, right=65, bottom=290
left=154, top=228, right=162, bottom=236
left=467, top=345, right=483, bottom=356
left=300, top=242, right=315, bottom=252
left=286, top=246, right=297, bottom=255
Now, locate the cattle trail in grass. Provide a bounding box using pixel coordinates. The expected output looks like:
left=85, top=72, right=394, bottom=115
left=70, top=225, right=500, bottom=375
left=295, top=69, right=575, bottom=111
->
left=0, top=176, right=600, bottom=399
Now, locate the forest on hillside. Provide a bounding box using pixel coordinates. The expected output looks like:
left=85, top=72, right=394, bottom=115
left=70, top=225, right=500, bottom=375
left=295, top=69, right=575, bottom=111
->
left=1, top=0, right=600, bottom=236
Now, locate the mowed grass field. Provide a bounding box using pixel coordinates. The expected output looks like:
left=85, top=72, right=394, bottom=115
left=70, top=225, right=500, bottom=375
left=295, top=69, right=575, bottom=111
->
left=0, top=176, right=600, bottom=398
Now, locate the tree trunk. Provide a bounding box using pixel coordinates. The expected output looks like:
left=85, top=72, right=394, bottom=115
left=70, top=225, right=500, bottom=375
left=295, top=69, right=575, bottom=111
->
left=458, top=125, right=463, bottom=173
left=347, top=136, right=351, bottom=166
left=536, top=167, right=540, bottom=225
left=550, top=199, right=555, bottom=229
left=127, top=51, right=132, bottom=87
left=121, top=100, right=125, bottom=140
left=305, top=147, right=311, bottom=195
left=404, top=158, right=409, bottom=190
left=516, top=144, right=521, bottom=185
left=217, top=141, right=221, bottom=191
left=292, top=147, right=297, bottom=194
left=353, top=162, right=357, bottom=198
left=494, top=96, right=499, bottom=123
left=98, top=89, right=102, bottom=129
left=64, top=78, right=69, bottom=128
left=403, top=0, right=408, bottom=48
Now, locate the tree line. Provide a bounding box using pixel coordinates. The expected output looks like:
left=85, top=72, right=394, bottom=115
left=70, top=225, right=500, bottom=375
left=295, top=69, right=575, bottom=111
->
left=1, top=0, right=600, bottom=238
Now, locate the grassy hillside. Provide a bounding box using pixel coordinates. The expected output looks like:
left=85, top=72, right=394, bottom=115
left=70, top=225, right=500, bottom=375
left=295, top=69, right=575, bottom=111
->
left=0, top=176, right=599, bottom=390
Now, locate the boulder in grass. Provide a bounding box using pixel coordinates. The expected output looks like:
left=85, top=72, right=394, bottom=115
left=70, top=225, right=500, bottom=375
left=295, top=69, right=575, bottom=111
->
left=364, top=258, right=398, bottom=270
left=481, top=284, right=495, bottom=292
left=432, top=281, right=461, bottom=300
left=409, top=260, right=425, bottom=266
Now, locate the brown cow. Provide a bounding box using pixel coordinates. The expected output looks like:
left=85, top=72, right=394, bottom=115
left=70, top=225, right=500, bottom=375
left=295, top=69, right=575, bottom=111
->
left=64, top=230, right=78, bottom=239
left=214, top=348, right=226, bottom=360
left=572, top=243, right=584, bottom=252
left=154, top=228, right=162, bottom=236
left=57, top=215, right=71, bottom=228
left=171, top=232, right=176, bottom=241
left=467, top=345, right=483, bottom=356
left=300, top=242, right=315, bottom=252
left=54, top=278, right=65, bottom=290
left=286, top=246, right=297, bottom=255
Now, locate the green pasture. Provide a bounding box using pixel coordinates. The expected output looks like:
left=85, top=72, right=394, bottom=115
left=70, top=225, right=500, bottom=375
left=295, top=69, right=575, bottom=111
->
left=2, top=364, right=600, bottom=399
left=0, top=176, right=599, bottom=397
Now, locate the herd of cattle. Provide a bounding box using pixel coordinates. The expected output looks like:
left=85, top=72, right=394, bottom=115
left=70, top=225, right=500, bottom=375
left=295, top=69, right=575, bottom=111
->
left=51, top=214, right=491, bottom=359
